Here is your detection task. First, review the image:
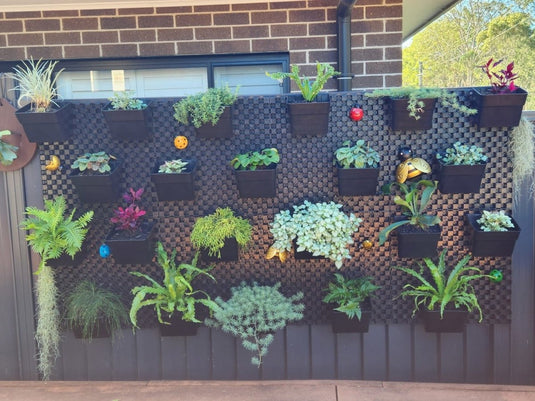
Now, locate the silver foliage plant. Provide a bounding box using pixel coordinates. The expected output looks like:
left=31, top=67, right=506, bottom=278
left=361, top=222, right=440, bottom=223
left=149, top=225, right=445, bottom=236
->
left=206, top=282, right=304, bottom=367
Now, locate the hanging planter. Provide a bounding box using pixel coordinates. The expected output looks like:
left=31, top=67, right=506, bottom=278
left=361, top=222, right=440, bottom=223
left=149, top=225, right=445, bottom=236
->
left=334, top=140, right=381, bottom=196
left=472, top=87, right=528, bottom=128
left=200, top=237, right=239, bottom=262
left=231, top=148, right=279, bottom=198
left=106, top=221, right=155, bottom=265
left=397, top=225, right=441, bottom=258
left=421, top=309, right=468, bottom=333
left=438, top=162, right=486, bottom=193
left=16, top=102, right=72, bottom=143
left=329, top=308, right=371, bottom=333
left=388, top=97, right=436, bottom=131
left=151, top=159, right=196, bottom=201
left=466, top=213, right=521, bottom=257
left=195, top=107, right=233, bottom=138
left=102, top=95, right=152, bottom=141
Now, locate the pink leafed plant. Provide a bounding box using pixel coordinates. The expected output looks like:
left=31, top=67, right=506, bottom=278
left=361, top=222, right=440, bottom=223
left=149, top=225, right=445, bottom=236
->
left=110, top=187, right=146, bottom=232
left=480, top=58, right=518, bottom=94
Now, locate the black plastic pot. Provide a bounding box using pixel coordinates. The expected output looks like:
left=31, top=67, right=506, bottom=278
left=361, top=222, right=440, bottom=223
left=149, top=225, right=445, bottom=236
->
left=337, top=166, right=380, bottom=196
left=421, top=309, right=468, bottom=333
left=396, top=224, right=441, bottom=258
left=106, top=221, right=156, bottom=265
left=47, top=250, right=86, bottom=268
left=466, top=213, right=521, bottom=257
left=200, top=237, right=239, bottom=262
left=438, top=161, right=486, bottom=194
left=159, top=314, right=199, bottom=337
left=328, top=299, right=372, bottom=333
left=195, top=107, right=233, bottom=138
left=388, top=97, right=437, bottom=131
left=102, top=101, right=152, bottom=140
left=15, top=102, right=72, bottom=143
left=472, top=86, right=528, bottom=128
left=151, top=160, right=196, bottom=201
left=234, top=165, right=277, bottom=198
left=289, top=101, right=330, bottom=136
left=69, top=160, right=123, bottom=203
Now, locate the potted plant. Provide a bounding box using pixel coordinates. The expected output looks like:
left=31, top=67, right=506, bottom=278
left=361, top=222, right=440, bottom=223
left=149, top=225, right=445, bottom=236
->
left=20, top=196, right=93, bottom=380
left=102, top=91, right=151, bottom=140
left=395, top=249, right=489, bottom=332
left=69, top=151, right=122, bottom=203
left=150, top=158, right=196, bottom=201
left=129, top=242, right=217, bottom=336
left=105, top=187, right=155, bottom=264
left=378, top=180, right=441, bottom=258
left=365, top=87, right=477, bottom=131
left=65, top=280, right=128, bottom=341
left=436, top=141, right=487, bottom=194
left=334, top=140, right=380, bottom=196
left=0, top=129, right=19, bottom=167
left=172, top=86, right=238, bottom=138
left=322, top=273, right=380, bottom=333
left=466, top=211, right=521, bottom=257
left=266, top=62, right=340, bottom=136
left=11, top=58, right=72, bottom=143
left=206, top=282, right=304, bottom=366
left=230, top=147, right=279, bottom=198
left=472, top=58, right=528, bottom=128
left=267, top=201, right=362, bottom=268
left=190, top=207, right=252, bottom=262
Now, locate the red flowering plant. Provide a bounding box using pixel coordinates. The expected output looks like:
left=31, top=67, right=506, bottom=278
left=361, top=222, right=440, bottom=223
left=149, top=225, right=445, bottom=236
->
left=480, top=58, right=518, bottom=94
left=110, top=187, right=146, bottom=232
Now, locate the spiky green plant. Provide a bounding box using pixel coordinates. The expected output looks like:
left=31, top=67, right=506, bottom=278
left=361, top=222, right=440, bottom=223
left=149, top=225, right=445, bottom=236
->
left=129, top=242, right=217, bottom=328
left=66, top=280, right=128, bottom=341
left=394, top=249, right=489, bottom=322
left=20, top=196, right=93, bottom=380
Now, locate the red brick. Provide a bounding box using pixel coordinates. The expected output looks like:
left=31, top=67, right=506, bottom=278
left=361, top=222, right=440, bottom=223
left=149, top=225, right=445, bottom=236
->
left=366, top=61, right=402, bottom=74
left=118, top=8, right=154, bottom=15
left=156, top=6, right=192, bottom=14
left=0, top=12, right=5, bottom=19
left=176, top=41, right=213, bottom=55
left=27, top=46, right=62, bottom=59
left=358, top=0, right=383, bottom=4
left=0, top=35, right=5, bottom=46
left=385, top=0, right=402, bottom=4
left=195, top=27, right=231, bottom=40
left=352, top=47, right=383, bottom=61
left=64, top=45, right=100, bottom=58
left=290, top=51, right=307, bottom=64
left=82, top=31, right=119, bottom=44
left=252, top=38, right=287, bottom=52
left=5, top=11, right=41, bottom=19
left=326, top=35, right=337, bottom=48
left=101, top=44, right=138, bottom=57
left=214, top=40, right=251, bottom=54
left=214, top=12, right=249, bottom=26
left=289, top=9, right=325, bottom=22
left=138, top=15, right=173, bottom=28
left=351, top=7, right=364, bottom=19
left=157, top=28, right=193, bottom=41
left=43, top=10, right=78, bottom=17
left=366, top=5, right=402, bottom=19
left=139, top=42, right=175, bottom=56
left=309, top=22, right=336, bottom=35
left=7, top=33, right=43, bottom=46
left=350, top=62, right=364, bottom=75
left=80, top=9, right=115, bottom=16
left=352, top=74, right=383, bottom=89
left=386, top=19, right=402, bottom=32
left=45, top=32, right=81, bottom=45
left=351, top=34, right=364, bottom=47
left=290, top=36, right=325, bottom=50
left=251, top=11, right=287, bottom=24
left=25, top=19, right=60, bottom=32
left=0, top=47, right=26, bottom=61
left=233, top=25, right=269, bottom=39
left=326, top=8, right=337, bottom=21
left=176, top=14, right=211, bottom=27
left=365, top=32, right=401, bottom=46
left=385, top=46, right=402, bottom=60
left=0, top=20, right=23, bottom=32
left=194, top=4, right=229, bottom=12
left=100, top=17, right=136, bottom=29
left=120, top=29, right=156, bottom=42
left=270, top=1, right=305, bottom=9
left=351, top=20, right=383, bottom=33
left=308, top=0, right=336, bottom=7
left=309, top=50, right=337, bottom=63
left=232, top=3, right=267, bottom=11
left=385, top=74, right=402, bottom=87
left=62, top=17, right=98, bottom=31
left=271, top=24, right=306, bottom=37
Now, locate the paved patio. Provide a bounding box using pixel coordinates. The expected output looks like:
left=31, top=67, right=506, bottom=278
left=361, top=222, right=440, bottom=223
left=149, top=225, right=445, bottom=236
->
left=0, top=380, right=534, bottom=401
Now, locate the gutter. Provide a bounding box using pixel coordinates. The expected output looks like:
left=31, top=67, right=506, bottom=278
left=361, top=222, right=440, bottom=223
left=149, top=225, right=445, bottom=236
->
left=337, top=0, right=358, bottom=92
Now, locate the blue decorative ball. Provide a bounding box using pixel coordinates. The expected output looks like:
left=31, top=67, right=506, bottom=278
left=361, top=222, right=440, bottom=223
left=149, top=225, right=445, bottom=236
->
left=99, top=244, right=110, bottom=258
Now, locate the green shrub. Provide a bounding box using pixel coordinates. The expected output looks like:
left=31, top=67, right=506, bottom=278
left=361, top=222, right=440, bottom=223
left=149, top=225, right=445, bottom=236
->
left=230, top=148, right=279, bottom=170
left=476, top=210, right=515, bottom=232
left=158, top=159, right=189, bottom=174
left=334, top=140, right=380, bottom=169
left=323, top=274, right=380, bottom=320
left=108, top=91, right=146, bottom=110
left=437, top=142, right=487, bottom=165
left=71, top=151, right=113, bottom=174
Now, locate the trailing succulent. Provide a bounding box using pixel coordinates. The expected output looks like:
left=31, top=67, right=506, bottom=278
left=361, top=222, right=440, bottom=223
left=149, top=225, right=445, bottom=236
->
left=267, top=200, right=362, bottom=268
left=206, top=282, right=304, bottom=367
left=476, top=210, right=515, bottom=232
left=437, top=141, right=487, bottom=166
left=334, top=140, right=380, bottom=169
left=323, top=274, right=380, bottom=320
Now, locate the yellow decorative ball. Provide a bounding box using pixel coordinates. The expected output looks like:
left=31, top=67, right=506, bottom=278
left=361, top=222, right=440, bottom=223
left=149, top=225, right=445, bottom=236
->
left=174, top=135, right=188, bottom=149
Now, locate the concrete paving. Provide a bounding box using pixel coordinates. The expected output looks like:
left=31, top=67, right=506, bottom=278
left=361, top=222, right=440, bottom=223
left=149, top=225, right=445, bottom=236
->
left=0, top=380, right=535, bottom=401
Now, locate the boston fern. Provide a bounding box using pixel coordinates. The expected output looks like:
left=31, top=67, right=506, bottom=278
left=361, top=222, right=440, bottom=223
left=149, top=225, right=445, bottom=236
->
left=323, top=274, right=380, bottom=320
left=129, top=242, right=217, bottom=327
left=395, top=249, right=489, bottom=322
left=206, top=282, right=304, bottom=367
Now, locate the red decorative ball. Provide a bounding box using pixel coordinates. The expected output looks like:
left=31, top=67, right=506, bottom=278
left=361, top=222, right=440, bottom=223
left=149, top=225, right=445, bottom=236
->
left=349, top=107, right=364, bottom=121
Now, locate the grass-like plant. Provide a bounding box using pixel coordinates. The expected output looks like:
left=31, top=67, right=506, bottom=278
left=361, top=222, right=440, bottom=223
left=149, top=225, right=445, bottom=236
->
left=20, top=196, right=93, bottom=380
left=395, top=249, right=489, bottom=321
left=129, top=242, right=217, bottom=327
left=206, top=282, right=304, bottom=366
left=65, top=280, right=128, bottom=341
left=0, top=130, right=18, bottom=166
left=190, top=207, right=252, bottom=258
left=11, top=57, right=64, bottom=112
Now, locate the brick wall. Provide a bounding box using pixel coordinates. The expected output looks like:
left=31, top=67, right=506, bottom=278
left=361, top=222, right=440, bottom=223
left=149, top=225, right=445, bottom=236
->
left=0, top=0, right=402, bottom=89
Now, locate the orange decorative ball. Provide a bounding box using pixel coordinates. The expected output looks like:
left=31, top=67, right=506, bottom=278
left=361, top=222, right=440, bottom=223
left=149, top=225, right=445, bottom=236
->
left=174, top=135, right=188, bottom=149
left=362, top=239, right=373, bottom=250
